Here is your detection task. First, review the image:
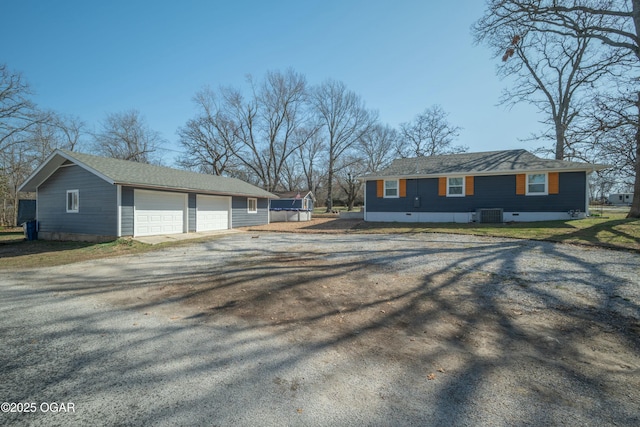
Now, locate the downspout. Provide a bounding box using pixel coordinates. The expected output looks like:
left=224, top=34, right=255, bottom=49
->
left=116, top=185, right=122, bottom=237
left=363, top=180, right=368, bottom=221
left=585, top=171, right=590, bottom=216
left=36, top=186, right=39, bottom=229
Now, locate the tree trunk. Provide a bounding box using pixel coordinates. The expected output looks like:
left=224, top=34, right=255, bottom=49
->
left=554, top=117, right=564, bottom=160
left=13, top=191, right=19, bottom=227
left=628, top=93, right=640, bottom=218
left=325, top=158, right=334, bottom=212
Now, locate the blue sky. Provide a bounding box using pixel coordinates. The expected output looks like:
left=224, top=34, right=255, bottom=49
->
left=2, top=0, right=545, bottom=164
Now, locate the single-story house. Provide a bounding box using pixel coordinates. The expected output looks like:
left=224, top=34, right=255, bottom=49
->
left=270, top=191, right=315, bottom=222
left=18, top=150, right=278, bottom=241
left=359, top=149, right=608, bottom=223
left=608, top=192, right=633, bottom=206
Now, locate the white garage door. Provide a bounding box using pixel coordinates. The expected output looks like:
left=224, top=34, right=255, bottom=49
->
left=134, top=190, right=186, bottom=236
left=197, top=195, right=230, bottom=231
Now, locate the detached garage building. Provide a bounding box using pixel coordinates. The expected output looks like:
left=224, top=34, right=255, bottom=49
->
left=19, top=150, right=277, bottom=241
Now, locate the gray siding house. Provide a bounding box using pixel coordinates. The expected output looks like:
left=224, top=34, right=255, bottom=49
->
left=19, top=150, right=277, bottom=241
left=360, top=150, right=607, bottom=223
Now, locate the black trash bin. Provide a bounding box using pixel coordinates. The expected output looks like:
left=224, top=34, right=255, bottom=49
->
left=24, top=220, right=38, bottom=241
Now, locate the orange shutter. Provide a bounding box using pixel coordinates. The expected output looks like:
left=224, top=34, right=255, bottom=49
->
left=516, top=174, right=526, bottom=195
left=548, top=172, right=559, bottom=194
left=465, top=176, right=474, bottom=196
left=438, top=177, right=446, bottom=196
left=399, top=179, right=406, bottom=197
left=376, top=180, right=384, bottom=198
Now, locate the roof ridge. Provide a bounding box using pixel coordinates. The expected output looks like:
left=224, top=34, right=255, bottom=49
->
left=54, top=149, right=277, bottom=198
left=362, top=149, right=606, bottom=178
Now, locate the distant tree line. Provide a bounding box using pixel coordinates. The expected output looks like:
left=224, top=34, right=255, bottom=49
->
left=0, top=65, right=465, bottom=225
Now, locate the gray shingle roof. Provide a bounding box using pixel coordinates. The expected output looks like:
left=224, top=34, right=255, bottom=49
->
left=21, top=150, right=277, bottom=198
left=360, top=149, right=607, bottom=179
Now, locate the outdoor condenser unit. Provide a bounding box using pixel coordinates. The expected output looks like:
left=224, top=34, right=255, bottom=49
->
left=476, top=208, right=503, bottom=223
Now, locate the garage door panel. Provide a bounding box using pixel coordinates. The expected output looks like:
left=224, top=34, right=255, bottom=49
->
left=197, top=195, right=230, bottom=231
left=135, top=190, right=186, bottom=236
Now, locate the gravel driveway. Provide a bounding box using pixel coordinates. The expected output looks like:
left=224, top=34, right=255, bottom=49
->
left=1, top=232, right=639, bottom=426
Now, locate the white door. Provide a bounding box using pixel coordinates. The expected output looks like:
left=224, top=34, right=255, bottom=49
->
left=134, top=190, right=186, bottom=236
left=196, top=195, right=230, bottom=231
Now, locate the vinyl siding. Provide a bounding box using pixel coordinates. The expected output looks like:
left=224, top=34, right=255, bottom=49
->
left=121, top=187, right=134, bottom=236
left=38, top=165, right=117, bottom=236
left=365, top=172, right=586, bottom=213
left=188, top=193, right=197, bottom=232
left=232, top=196, right=269, bottom=227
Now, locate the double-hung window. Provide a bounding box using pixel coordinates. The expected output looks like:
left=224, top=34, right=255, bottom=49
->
left=527, top=174, right=547, bottom=195
left=66, top=190, right=79, bottom=213
left=447, top=177, right=464, bottom=197
left=247, top=198, right=257, bottom=213
left=384, top=180, right=398, bottom=198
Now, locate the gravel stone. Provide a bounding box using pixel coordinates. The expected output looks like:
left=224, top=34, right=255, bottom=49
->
left=1, top=232, right=638, bottom=426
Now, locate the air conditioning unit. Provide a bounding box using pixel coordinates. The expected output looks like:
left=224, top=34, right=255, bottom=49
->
left=476, top=208, right=503, bottom=223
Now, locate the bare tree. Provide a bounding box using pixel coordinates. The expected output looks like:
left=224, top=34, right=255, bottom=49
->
left=93, top=109, right=164, bottom=163
left=251, top=69, right=316, bottom=191
left=358, top=124, right=398, bottom=172
left=54, top=113, right=86, bottom=151
left=177, top=87, right=239, bottom=175
left=332, top=125, right=399, bottom=211
left=335, top=154, right=366, bottom=211
left=474, top=0, right=640, bottom=217
left=397, top=105, right=466, bottom=157
left=297, top=128, right=327, bottom=196
left=474, top=3, right=631, bottom=161
left=0, top=65, right=53, bottom=225
left=581, top=89, right=638, bottom=189
left=310, top=80, right=376, bottom=212
left=0, top=64, right=42, bottom=152
left=191, top=70, right=317, bottom=191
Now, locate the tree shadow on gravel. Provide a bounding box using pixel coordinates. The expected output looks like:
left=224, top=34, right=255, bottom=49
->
left=1, top=233, right=639, bottom=425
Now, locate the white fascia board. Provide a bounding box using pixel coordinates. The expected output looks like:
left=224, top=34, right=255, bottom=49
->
left=18, top=149, right=116, bottom=192
left=18, top=150, right=65, bottom=192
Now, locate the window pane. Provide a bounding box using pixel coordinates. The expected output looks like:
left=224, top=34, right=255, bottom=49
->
left=529, top=183, right=545, bottom=193
left=67, top=191, right=79, bottom=212
left=528, top=174, right=546, bottom=193
left=384, top=180, right=398, bottom=197
left=529, top=174, right=545, bottom=184
left=448, top=177, right=463, bottom=195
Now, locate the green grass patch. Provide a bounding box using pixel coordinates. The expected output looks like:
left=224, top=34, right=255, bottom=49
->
left=351, top=213, right=640, bottom=252
left=0, top=232, right=235, bottom=270
left=0, top=237, right=156, bottom=270
left=1, top=213, right=638, bottom=269
left=0, top=227, right=25, bottom=243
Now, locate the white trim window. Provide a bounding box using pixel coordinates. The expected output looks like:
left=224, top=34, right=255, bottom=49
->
left=384, top=180, right=399, bottom=198
left=66, top=189, right=79, bottom=213
left=527, top=173, right=548, bottom=195
left=247, top=197, right=258, bottom=213
left=447, top=177, right=464, bottom=197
